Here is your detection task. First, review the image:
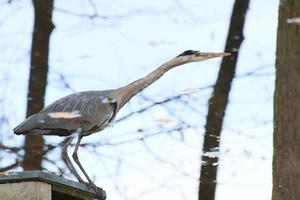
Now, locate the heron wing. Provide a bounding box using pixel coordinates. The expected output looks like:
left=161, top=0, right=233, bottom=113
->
left=14, top=91, right=117, bottom=135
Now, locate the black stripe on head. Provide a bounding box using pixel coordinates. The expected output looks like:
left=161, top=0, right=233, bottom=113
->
left=176, top=50, right=199, bottom=57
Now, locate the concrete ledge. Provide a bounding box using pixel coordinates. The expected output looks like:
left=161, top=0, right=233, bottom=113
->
left=0, top=171, right=106, bottom=200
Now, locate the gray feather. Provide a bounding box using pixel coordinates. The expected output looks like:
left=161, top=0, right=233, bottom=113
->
left=14, top=90, right=117, bottom=136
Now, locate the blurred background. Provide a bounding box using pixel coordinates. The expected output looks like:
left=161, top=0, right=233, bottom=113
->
left=0, top=0, right=278, bottom=199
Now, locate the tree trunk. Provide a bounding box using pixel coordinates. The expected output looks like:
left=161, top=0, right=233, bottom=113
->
left=23, top=0, right=54, bottom=170
left=272, top=1, right=300, bottom=200
left=198, top=0, right=249, bottom=199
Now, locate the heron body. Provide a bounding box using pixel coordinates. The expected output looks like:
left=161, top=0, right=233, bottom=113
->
left=14, top=91, right=118, bottom=136
left=13, top=50, right=229, bottom=191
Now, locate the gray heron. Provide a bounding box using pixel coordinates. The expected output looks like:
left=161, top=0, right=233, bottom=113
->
left=14, top=50, right=230, bottom=190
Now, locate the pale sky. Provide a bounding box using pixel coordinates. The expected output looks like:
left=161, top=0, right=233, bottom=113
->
left=0, top=0, right=278, bottom=199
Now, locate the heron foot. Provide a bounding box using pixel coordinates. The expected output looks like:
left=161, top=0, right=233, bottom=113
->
left=77, top=178, right=85, bottom=184
left=85, top=182, right=102, bottom=196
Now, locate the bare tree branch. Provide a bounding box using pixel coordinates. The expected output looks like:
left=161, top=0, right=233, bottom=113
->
left=54, top=7, right=170, bottom=21
left=23, top=0, right=54, bottom=170
left=0, top=160, right=21, bottom=173
left=0, top=143, right=21, bottom=154
left=116, top=85, right=213, bottom=123
left=198, top=0, right=250, bottom=199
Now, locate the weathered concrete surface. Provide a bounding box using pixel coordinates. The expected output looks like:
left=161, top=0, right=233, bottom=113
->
left=0, top=171, right=106, bottom=200
left=0, top=181, right=51, bottom=200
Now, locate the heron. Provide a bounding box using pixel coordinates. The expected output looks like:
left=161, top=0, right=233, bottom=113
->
left=13, top=50, right=229, bottom=191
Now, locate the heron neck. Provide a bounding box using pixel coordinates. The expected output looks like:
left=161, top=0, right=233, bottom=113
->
left=115, top=59, right=185, bottom=110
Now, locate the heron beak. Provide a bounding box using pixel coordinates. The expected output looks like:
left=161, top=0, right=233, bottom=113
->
left=200, top=52, right=231, bottom=59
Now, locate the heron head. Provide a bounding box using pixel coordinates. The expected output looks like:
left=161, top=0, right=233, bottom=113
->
left=176, top=50, right=230, bottom=62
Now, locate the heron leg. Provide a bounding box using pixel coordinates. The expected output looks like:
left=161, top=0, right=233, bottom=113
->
left=62, top=136, right=85, bottom=183
left=72, top=136, right=97, bottom=189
